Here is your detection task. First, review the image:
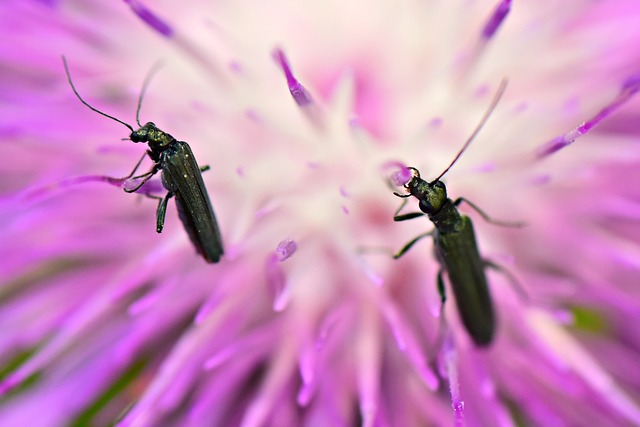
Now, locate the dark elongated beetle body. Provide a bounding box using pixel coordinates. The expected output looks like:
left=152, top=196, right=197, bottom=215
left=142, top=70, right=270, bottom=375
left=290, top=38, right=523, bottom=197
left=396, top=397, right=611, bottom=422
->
left=392, top=80, right=520, bottom=346
left=395, top=168, right=494, bottom=345
left=62, top=56, right=224, bottom=263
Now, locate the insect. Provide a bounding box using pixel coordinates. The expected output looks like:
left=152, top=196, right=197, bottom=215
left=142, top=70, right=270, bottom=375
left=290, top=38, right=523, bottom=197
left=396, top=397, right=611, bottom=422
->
left=62, top=56, right=224, bottom=263
left=392, top=80, right=521, bottom=346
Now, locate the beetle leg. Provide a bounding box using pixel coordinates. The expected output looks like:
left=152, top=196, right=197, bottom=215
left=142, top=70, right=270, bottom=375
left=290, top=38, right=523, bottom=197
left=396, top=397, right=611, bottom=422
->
left=437, top=268, right=446, bottom=305
left=394, top=198, right=425, bottom=222
left=394, top=212, right=426, bottom=222
left=122, top=152, right=149, bottom=179
left=97, top=152, right=148, bottom=187
left=484, top=260, right=530, bottom=303
left=427, top=268, right=450, bottom=360
left=124, top=165, right=160, bottom=193
left=393, top=198, right=408, bottom=215
left=130, top=168, right=155, bottom=182
left=454, top=197, right=526, bottom=228
left=392, top=231, right=435, bottom=259
left=355, top=229, right=433, bottom=260
left=199, top=165, right=210, bottom=173
left=154, top=191, right=174, bottom=233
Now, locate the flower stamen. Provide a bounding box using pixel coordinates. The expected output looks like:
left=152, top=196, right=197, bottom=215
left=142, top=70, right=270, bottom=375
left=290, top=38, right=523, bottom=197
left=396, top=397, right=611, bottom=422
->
left=537, top=74, right=640, bottom=158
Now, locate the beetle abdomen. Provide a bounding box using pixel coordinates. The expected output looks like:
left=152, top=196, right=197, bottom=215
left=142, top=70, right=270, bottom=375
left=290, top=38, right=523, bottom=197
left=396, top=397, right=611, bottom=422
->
left=436, top=216, right=495, bottom=346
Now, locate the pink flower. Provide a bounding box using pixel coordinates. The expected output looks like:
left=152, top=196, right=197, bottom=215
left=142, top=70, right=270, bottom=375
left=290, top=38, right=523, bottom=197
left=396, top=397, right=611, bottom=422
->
left=2, top=1, right=640, bottom=426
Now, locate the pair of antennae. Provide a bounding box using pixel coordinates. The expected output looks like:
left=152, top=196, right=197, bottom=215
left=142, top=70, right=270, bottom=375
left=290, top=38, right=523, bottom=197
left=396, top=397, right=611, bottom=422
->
left=63, top=54, right=506, bottom=184
left=432, top=79, right=508, bottom=183
left=61, top=55, right=162, bottom=133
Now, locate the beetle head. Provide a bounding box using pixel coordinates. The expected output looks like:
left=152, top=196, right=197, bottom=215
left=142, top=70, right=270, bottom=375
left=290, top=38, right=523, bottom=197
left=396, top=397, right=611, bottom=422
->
left=130, top=122, right=157, bottom=143
left=416, top=180, right=447, bottom=215
left=401, top=168, right=448, bottom=215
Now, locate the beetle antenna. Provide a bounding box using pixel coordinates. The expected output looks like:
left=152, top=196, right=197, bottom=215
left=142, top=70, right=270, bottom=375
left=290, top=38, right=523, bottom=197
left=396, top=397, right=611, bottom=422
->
left=62, top=56, right=135, bottom=133
left=432, top=79, right=508, bottom=183
left=135, top=60, right=163, bottom=128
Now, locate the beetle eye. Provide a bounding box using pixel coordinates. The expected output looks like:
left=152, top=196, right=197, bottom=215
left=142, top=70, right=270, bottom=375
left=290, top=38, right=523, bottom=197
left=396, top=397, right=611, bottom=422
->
left=418, top=199, right=435, bottom=214
left=130, top=132, right=146, bottom=143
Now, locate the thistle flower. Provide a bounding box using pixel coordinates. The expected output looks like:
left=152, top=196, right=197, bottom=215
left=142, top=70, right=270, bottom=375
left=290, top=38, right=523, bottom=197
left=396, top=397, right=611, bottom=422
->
left=2, top=1, right=640, bottom=426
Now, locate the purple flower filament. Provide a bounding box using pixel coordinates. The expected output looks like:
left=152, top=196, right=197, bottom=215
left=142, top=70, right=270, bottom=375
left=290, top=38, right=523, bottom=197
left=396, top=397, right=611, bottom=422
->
left=273, top=48, right=314, bottom=107
left=537, top=74, right=640, bottom=158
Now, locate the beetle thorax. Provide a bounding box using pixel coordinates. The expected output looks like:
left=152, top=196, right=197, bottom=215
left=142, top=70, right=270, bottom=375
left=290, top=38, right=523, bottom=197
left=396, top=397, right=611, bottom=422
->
left=408, top=178, right=447, bottom=215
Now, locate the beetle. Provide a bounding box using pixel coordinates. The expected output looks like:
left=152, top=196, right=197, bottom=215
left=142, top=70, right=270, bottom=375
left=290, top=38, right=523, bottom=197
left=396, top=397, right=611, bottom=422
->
left=392, top=80, right=522, bottom=346
left=62, top=56, right=224, bottom=263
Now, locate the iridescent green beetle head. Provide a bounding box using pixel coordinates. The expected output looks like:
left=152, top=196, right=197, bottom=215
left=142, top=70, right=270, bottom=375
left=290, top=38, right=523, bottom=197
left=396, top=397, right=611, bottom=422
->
left=401, top=167, right=448, bottom=215
left=130, top=122, right=176, bottom=154
left=129, top=122, right=155, bottom=143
